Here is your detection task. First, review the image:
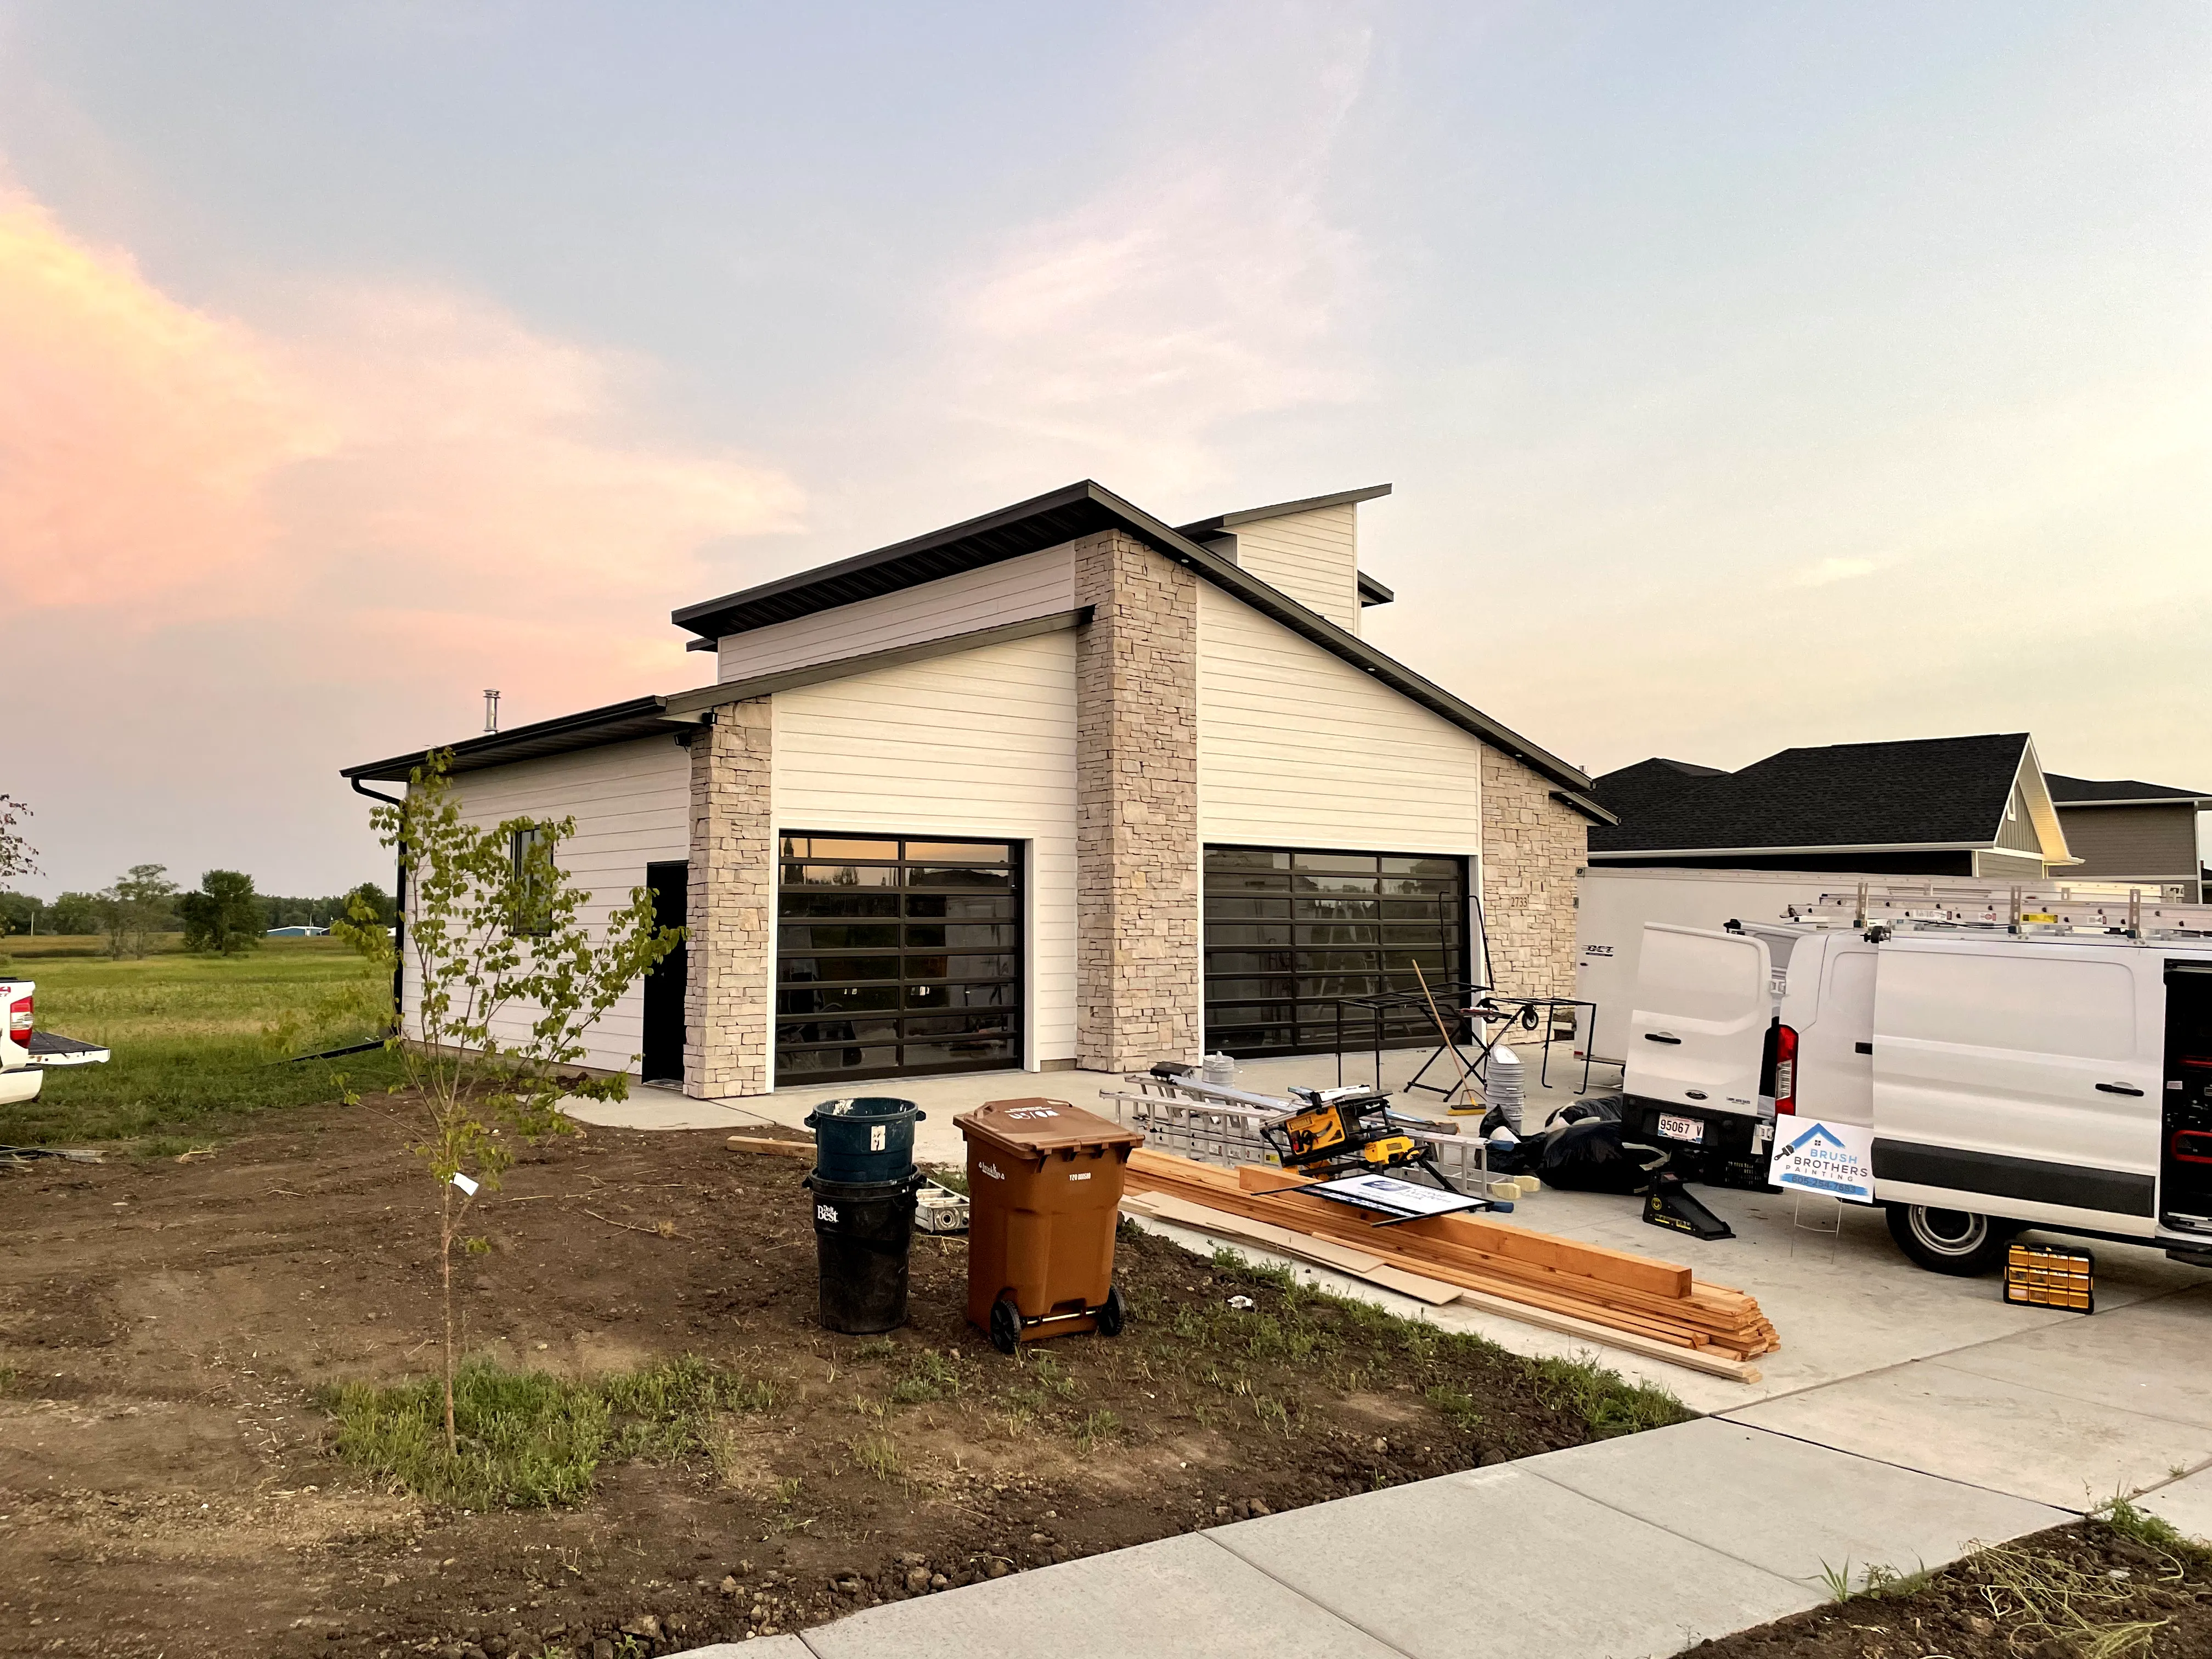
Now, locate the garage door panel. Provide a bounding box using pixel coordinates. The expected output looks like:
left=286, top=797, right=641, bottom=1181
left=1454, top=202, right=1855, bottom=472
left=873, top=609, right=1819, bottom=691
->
left=776, top=832, right=1024, bottom=1083
left=1204, top=844, right=1468, bottom=1059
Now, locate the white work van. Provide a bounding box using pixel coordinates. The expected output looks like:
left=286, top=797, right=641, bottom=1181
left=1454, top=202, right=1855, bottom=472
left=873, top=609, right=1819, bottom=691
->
left=1617, top=921, right=2212, bottom=1276
left=1572, top=866, right=2209, bottom=1065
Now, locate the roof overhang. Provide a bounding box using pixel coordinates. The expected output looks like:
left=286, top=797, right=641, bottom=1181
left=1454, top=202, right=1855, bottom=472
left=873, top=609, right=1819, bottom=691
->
left=342, top=608, right=1095, bottom=783
left=1357, top=571, right=1395, bottom=607
left=1174, top=482, right=1392, bottom=537
left=2054, top=794, right=2212, bottom=809
left=675, top=481, right=1156, bottom=642
left=1551, top=789, right=1618, bottom=826
left=673, top=479, right=1593, bottom=798
left=1589, top=840, right=2001, bottom=860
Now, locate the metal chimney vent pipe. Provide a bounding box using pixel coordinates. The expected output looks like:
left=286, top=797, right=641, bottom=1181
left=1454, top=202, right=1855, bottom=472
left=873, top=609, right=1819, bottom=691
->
left=484, top=689, right=501, bottom=734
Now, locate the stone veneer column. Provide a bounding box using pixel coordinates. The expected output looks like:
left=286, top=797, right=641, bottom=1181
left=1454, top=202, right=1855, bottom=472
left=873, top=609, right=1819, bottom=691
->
left=1073, top=529, right=1203, bottom=1071
left=684, top=697, right=774, bottom=1098
left=1478, top=746, right=1590, bottom=997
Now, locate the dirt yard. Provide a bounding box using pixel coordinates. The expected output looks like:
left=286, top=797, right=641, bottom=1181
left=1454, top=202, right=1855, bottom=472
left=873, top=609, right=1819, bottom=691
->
left=1689, top=1518, right=2212, bottom=1658
left=0, top=1101, right=1680, bottom=1659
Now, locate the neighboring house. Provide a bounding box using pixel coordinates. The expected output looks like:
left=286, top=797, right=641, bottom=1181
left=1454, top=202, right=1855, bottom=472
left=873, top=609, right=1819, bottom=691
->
left=2044, top=773, right=2209, bottom=901
left=265, top=924, right=330, bottom=938
left=343, top=480, right=1611, bottom=1095
left=1587, top=733, right=2072, bottom=881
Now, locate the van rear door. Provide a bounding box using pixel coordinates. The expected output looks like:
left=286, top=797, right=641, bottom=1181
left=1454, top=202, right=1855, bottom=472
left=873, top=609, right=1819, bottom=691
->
left=1871, top=938, right=2161, bottom=1234
left=1624, top=925, right=1771, bottom=1118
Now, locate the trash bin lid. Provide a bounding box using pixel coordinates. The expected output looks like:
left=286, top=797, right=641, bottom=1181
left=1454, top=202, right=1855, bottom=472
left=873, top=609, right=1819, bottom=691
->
left=809, top=1096, right=922, bottom=1122
left=956, top=1098, right=1143, bottom=1159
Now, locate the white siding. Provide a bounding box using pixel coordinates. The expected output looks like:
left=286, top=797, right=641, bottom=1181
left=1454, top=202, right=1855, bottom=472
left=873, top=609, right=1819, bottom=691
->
left=1197, top=582, right=1483, bottom=856
left=772, top=630, right=1079, bottom=1070
left=718, top=544, right=1077, bottom=682
left=402, top=736, right=691, bottom=1076
left=1231, top=504, right=1360, bottom=632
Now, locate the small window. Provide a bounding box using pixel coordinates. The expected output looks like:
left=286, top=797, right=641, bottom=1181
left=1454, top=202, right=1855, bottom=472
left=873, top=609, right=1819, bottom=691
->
left=510, top=826, right=555, bottom=936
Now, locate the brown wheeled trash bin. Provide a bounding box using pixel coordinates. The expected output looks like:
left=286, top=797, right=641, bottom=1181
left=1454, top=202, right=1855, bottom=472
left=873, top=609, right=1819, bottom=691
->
left=957, top=1098, right=1143, bottom=1353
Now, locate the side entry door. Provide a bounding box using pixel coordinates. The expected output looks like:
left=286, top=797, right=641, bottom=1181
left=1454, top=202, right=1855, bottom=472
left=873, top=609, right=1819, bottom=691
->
left=1870, top=939, right=2161, bottom=1232
left=641, top=861, right=689, bottom=1086
left=1624, top=925, right=1772, bottom=1116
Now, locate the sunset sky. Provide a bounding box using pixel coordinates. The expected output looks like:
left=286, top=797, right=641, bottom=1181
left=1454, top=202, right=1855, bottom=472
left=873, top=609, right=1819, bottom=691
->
left=4, top=2, right=2207, bottom=896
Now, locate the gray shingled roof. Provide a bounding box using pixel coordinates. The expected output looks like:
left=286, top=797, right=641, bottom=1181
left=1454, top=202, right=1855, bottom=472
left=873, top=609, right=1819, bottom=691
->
left=2044, top=772, right=2210, bottom=805
left=1590, top=734, right=2033, bottom=854
left=1591, top=757, right=1729, bottom=826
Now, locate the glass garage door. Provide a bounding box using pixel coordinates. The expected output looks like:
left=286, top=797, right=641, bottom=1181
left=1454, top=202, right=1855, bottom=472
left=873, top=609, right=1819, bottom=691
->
left=775, top=834, right=1022, bottom=1084
left=1203, top=845, right=1468, bottom=1058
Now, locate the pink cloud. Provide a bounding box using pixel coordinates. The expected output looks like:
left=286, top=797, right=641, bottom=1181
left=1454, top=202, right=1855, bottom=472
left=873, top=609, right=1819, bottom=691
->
left=0, top=182, right=805, bottom=891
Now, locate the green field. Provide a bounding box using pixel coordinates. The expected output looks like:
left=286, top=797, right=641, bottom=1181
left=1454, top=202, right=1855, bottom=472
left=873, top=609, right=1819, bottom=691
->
left=0, top=938, right=402, bottom=1148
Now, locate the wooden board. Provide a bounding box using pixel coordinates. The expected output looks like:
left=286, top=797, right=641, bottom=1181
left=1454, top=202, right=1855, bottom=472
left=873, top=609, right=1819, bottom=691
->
left=1221, top=1158, right=1692, bottom=1299
left=1120, top=1149, right=1781, bottom=1362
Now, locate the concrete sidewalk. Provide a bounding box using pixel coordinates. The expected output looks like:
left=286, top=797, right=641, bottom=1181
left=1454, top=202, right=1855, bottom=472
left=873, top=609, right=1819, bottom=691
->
left=671, top=1417, right=2074, bottom=1659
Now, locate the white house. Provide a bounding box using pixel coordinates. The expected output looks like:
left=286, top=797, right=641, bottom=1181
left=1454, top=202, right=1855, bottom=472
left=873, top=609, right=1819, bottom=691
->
left=343, top=481, right=1611, bottom=1096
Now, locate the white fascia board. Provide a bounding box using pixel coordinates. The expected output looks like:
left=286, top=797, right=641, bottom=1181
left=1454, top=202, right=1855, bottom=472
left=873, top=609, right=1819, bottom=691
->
left=1588, top=841, right=1989, bottom=859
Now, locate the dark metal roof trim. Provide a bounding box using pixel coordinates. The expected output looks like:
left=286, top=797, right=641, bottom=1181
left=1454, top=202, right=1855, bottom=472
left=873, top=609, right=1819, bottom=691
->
left=2045, top=771, right=2212, bottom=805
left=667, top=477, right=1588, bottom=795
left=342, top=695, right=675, bottom=782
left=1551, top=789, right=1619, bottom=826
left=673, top=481, right=1150, bottom=642
left=341, top=610, right=1097, bottom=783
left=1357, top=572, right=1395, bottom=606
left=1176, top=483, right=1393, bottom=535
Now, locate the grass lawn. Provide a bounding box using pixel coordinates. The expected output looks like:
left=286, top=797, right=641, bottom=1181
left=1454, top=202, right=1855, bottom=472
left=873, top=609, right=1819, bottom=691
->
left=0, top=936, right=400, bottom=1147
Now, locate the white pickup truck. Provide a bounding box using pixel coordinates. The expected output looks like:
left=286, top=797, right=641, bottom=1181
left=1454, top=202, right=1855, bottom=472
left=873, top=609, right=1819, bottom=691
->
left=1615, top=918, right=2212, bottom=1276
left=0, top=978, right=111, bottom=1107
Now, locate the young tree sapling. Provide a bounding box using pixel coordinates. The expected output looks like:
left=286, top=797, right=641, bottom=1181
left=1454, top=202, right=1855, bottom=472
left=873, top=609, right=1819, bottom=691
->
left=337, top=749, right=684, bottom=1451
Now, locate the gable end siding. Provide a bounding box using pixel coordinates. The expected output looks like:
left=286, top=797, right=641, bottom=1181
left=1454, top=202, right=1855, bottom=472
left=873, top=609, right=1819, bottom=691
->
left=1195, top=582, right=1483, bottom=854
left=404, top=735, right=691, bottom=1075
left=1228, top=503, right=1361, bottom=633
left=717, top=543, right=1077, bottom=683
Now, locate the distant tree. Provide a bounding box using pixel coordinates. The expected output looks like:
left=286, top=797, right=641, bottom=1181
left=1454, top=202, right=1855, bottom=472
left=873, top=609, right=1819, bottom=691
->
left=180, top=869, right=264, bottom=955
left=0, top=796, right=37, bottom=883
left=48, top=892, right=98, bottom=935
left=95, top=865, right=178, bottom=960
left=0, top=891, right=42, bottom=938
left=335, top=749, right=682, bottom=1453
left=345, top=882, right=397, bottom=927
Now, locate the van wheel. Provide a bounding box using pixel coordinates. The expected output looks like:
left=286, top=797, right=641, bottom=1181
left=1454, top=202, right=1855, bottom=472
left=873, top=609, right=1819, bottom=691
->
left=1886, top=1204, right=2016, bottom=1276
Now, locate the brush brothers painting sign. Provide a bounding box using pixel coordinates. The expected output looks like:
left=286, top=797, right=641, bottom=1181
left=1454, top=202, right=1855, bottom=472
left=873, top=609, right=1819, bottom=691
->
left=1769, top=1120, right=1876, bottom=1203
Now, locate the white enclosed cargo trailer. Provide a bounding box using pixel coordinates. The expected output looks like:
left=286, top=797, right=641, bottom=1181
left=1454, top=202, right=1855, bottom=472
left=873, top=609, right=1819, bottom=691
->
left=1613, top=917, right=2212, bottom=1276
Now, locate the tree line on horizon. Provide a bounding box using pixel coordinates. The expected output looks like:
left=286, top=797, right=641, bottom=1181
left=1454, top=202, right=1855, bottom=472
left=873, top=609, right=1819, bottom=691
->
left=0, top=868, right=398, bottom=956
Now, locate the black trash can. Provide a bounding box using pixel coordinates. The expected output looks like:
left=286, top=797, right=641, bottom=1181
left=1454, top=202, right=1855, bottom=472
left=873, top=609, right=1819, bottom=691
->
left=804, top=1171, right=924, bottom=1335
left=804, top=1097, right=926, bottom=1184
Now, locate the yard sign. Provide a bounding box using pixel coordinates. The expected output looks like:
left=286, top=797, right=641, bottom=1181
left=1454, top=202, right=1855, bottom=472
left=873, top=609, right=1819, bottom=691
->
left=1768, top=1120, right=1876, bottom=1204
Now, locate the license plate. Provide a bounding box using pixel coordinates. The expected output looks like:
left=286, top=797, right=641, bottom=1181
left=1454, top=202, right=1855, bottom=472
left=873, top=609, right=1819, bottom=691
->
left=1656, top=1113, right=1706, bottom=1144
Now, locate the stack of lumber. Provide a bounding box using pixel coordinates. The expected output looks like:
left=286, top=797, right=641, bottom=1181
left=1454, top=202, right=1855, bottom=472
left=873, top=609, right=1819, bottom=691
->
left=1120, top=1148, right=1779, bottom=1384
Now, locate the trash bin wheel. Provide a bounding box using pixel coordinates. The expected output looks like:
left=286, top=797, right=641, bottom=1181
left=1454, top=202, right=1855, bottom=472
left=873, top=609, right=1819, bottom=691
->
left=1096, top=1283, right=1126, bottom=1338
left=988, top=1290, right=1022, bottom=1356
